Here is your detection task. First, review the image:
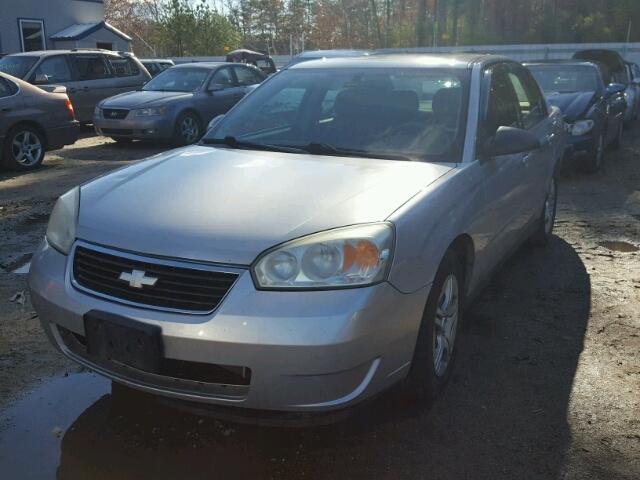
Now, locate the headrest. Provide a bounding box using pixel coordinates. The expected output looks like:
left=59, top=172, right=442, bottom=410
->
left=432, top=88, right=462, bottom=118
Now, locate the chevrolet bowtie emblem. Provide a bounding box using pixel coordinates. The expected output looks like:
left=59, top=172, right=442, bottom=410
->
left=118, top=269, right=158, bottom=289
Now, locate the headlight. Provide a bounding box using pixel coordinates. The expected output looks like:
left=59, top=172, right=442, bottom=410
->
left=46, top=187, right=80, bottom=255
left=252, top=223, right=394, bottom=289
left=133, top=107, right=166, bottom=116
left=93, top=106, right=101, bottom=117
left=570, top=120, right=594, bottom=136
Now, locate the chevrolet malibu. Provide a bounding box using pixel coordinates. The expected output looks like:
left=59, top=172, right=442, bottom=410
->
left=29, top=55, right=564, bottom=415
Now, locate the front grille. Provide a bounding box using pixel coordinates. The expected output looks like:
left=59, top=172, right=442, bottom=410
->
left=102, top=108, right=129, bottom=119
left=73, top=245, right=239, bottom=313
left=101, top=128, right=133, bottom=135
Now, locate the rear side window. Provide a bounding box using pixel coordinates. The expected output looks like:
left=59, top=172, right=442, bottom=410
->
left=71, top=55, right=111, bottom=80
left=108, top=57, right=140, bottom=77
left=233, top=66, right=264, bottom=86
left=32, top=56, right=72, bottom=84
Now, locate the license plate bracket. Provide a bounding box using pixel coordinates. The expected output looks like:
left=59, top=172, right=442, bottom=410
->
left=84, top=310, right=163, bottom=373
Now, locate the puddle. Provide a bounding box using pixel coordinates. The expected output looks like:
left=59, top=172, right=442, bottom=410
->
left=11, top=261, right=31, bottom=274
left=0, top=373, right=109, bottom=479
left=598, top=240, right=639, bottom=253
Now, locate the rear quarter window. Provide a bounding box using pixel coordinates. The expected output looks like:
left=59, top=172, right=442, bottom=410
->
left=108, top=57, right=140, bottom=77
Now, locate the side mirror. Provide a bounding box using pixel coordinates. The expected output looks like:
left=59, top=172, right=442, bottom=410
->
left=482, top=126, right=540, bottom=158
left=207, top=114, right=225, bottom=131
left=606, top=83, right=626, bottom=96
left=208, top=83, right=224, bottom=92
left=33, top=73, right=49, bottom=84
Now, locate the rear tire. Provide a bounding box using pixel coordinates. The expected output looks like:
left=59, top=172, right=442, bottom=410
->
left=405, top=251, right=464, bottom=404
left=2, top=125, right=46, bottom=171
left=530, top=175, right=557, bottom=246
left=173, top=112, right=202, bottom=146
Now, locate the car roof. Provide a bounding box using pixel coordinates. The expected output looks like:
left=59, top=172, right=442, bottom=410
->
left=7, top=49, right=131, bottom=58
left=296, top=49, right=375, bottom=58
left=524, top=59, right=599, bottom=67
left=171, top=62, right=227, bottom=69
left=142, top=59, right=174, bottom=63
left=289, top=53, right=511, bottom=70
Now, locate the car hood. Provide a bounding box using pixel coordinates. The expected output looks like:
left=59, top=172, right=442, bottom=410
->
left=545, top=91, right=596, bottom=121
left=100, top=90, right=193, bottom=108
left=77, top=146, right=453, bottom=265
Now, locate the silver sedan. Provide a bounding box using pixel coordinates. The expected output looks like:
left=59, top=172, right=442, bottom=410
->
left=29, top=54, right=564, bottom=415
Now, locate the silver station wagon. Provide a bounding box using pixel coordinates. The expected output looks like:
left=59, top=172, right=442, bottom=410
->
left=30, top=54, right=564, bottom=416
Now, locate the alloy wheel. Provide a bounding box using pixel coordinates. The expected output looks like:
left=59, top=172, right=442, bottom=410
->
left=11, top=130, right=42, bottom=166
left=433, top=274, right=459, bottom=377
left=180, top=116, right=200, bottom=144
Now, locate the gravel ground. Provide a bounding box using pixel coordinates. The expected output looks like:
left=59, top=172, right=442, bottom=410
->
left=0, top=130, right=638, bottom=479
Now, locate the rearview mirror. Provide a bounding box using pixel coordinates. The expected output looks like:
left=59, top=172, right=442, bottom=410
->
left=207, top=114, right=225, bottom=131
left=606, top=83, right=626, bottom=96
left=482, top=126, right=540, bottom=158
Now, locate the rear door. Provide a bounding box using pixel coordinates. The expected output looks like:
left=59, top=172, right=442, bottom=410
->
left=0, top=77, right=24, bottom=142
left=106, top=56, right=147, bottom=96
left=67, top=54, right=114, bottom=122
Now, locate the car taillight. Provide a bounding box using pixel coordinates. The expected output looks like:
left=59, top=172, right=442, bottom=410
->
left=65, top=98, right=75, bottom=120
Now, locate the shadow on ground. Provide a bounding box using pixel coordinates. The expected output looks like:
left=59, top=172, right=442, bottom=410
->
left=0, top=236, right=590, bottom=479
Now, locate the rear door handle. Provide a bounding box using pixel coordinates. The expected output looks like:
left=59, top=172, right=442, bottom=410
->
left=67, top=87, right=77, bottom=93
left=522, top=153, right=533, bottom=165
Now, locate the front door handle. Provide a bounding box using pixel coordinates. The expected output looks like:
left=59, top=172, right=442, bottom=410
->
left=522, top=153, right=533, bottom=165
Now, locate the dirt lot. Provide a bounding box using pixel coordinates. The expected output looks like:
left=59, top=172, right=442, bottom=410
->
left=0, top=130, right=638, bottom=479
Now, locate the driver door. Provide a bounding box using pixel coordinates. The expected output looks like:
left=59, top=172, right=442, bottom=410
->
left=204, top=66, right=239, bottom=120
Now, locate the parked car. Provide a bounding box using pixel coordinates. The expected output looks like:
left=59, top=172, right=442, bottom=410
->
left=0, top=72, right=78, bottom=170
left=225, top=49, right=277, bottom=75
left=572, top=49, right=636, bottom=126
left=30, top=54, right=564, bottom=417
left=623, top=61, right=640, bottom=123
left=0, top=49, right=151, bottom=123
left=94, top=62, right=266, bottom=145
left=525, top=60, right=626, bottom=172
left=141, top=59, right=175, bottom=77
left=285, top=49, right=374, bottom=67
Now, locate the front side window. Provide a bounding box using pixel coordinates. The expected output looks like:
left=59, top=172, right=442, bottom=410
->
left=32, top=56, right=72, bottom=84
left=71, top=55, right=111, bottom=80
left=19, top=19, right=45, bottom=52
left=205, top=67, right=470, bottom=162
left=233, top=66, right=263, bottom=86
left=142, top=68, right=208, bottom=92
left=483, top=67, right=521, bottom=138
left=108, top=57, right=140, bottom=77
left=210, top=68, right=235, bottom=89
left=507, top=69, right=547, bottom=129
left=0, top=56, right=38, bottom=78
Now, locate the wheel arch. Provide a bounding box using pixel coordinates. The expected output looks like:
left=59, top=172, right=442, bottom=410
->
left=5, top=121, right=48, bottom=149
left=446, top=233, right=475, bottom=297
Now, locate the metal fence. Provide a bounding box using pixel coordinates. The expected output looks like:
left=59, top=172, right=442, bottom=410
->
left=165, top=42, right=640, bottom=67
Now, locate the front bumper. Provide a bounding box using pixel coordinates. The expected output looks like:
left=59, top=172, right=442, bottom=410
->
left=563, top=132, right=596, bottom=161
left=29, top=239, right=428, bottom=412
left=93, top=114, right=174, bottom=140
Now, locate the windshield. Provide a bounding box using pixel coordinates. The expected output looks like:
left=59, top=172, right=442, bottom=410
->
left=0, top=56, right=38, bottom=79
left=204, top=67, right=469, bottom=162
left=142, top=67, right=208, bottom=92
left=528, top=65, right=601, bottom=94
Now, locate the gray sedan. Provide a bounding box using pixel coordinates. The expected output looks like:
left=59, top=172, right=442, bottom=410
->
left=30, top=54, right=564, bottom=415
left=0, top=72, right=78, bottom=170
left=94, top=62, right=266, bottom=145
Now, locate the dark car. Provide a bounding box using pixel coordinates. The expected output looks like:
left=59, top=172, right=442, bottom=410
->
left=525, top=60, right=626, bottom=173
left=225, top=49, right=277, bottom=75
left=141, top=59, right=175, bottom=77
left=0, top=49, right=151, bottom=123
left=0, top=72, right=78, bottom=170
left=94, top=62, right=266, bottom=145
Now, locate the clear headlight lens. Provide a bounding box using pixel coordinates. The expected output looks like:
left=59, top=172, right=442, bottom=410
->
left=133, top=106, right=166, bottom=116
left=252, top=223, right=394, bottom=289
left=570, top=119, right=594, bottom=136
left=46, top=187, right=80, bottom=255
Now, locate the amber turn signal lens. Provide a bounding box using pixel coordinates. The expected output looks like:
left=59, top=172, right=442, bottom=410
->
left=354, top=240, right=379, bottom=268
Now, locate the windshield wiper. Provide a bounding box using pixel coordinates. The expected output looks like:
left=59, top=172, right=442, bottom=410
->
left=201, top=136, right=308, bottom=154
left=302, top=142, right=414, bottom=161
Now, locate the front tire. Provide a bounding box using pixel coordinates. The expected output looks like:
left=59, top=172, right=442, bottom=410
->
left=610, top=121, right=623, bottom=151
left=405, top=251, right=464, bottom=403
left=583, top=133, right=604, bottom=174
left=2, top=126, right=46, bottom=171
left=173, top=112, right=202, bottom=146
